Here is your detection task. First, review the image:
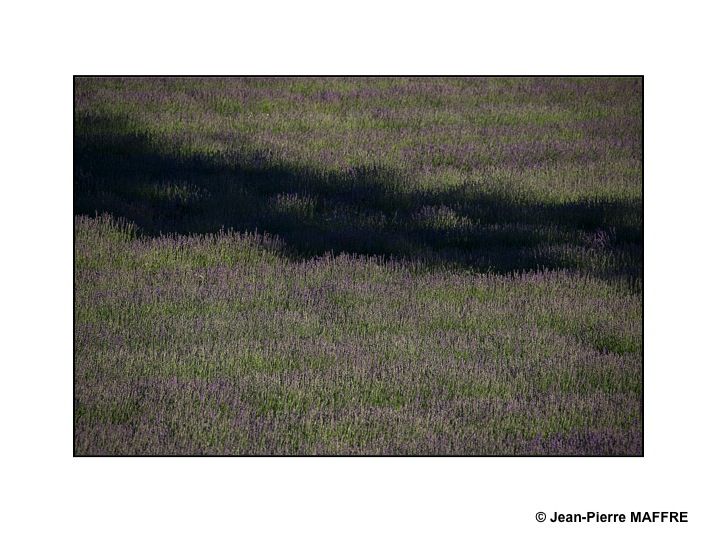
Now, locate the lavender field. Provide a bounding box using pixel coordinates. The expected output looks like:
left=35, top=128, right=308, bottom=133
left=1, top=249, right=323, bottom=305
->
left=74, top=77, right=642, bottom=455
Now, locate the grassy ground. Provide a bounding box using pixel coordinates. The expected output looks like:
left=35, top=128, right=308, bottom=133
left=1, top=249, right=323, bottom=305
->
left=74, top=77, right=642, bottom=455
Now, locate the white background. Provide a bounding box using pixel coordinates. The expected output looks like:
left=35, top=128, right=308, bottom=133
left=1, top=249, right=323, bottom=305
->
left=2, top=1, right=718, bottom=538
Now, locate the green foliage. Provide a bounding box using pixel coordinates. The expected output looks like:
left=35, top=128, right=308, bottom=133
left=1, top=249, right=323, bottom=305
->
left=74, top=77, right=642, bottom=455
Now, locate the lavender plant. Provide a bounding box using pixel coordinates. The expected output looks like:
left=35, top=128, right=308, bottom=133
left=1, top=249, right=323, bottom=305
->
left=74, top=77, right=642, bottom=455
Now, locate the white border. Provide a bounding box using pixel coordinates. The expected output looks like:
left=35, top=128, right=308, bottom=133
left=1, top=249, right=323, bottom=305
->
left=3, top=1, right=719, bottom=538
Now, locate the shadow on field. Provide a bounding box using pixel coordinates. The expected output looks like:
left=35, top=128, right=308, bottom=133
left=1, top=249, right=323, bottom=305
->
left=74, top=113, right=642, bottom=285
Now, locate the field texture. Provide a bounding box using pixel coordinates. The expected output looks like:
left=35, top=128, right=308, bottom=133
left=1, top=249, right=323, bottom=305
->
left=74, top=77, right=642, bottom=455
